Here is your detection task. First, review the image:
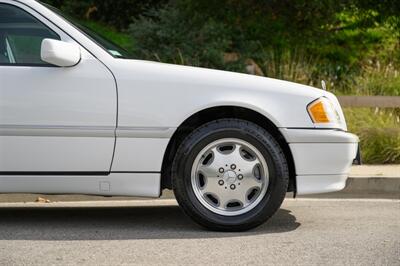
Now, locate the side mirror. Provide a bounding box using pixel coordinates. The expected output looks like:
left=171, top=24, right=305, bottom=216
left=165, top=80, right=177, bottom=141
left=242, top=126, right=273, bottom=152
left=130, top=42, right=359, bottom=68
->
left=41, top=39, right=81, bottom=67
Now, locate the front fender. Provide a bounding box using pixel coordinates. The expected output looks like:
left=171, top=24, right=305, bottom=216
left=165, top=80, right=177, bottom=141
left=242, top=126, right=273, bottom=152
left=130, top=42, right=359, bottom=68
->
left=109, top=60, right=323, bottom=130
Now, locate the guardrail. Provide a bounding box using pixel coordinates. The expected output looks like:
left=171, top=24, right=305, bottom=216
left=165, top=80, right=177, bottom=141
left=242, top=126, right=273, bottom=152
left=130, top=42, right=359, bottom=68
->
left=338, top=96, right=400, bottom=108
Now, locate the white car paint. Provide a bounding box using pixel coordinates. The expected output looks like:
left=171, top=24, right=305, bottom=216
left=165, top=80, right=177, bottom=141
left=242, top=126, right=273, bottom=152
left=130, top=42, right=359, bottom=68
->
left=0, top=0, right=359, bottom=197
left=41, top=38, right=81, bottom=67
left=0, top=46, right=117, bottom=172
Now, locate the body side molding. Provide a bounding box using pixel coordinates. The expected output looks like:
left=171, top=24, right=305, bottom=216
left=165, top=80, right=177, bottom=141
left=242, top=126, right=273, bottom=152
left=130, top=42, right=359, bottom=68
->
left=0, top=125, right=115, bottom=137
left=116, top=127, right=176, bottom=138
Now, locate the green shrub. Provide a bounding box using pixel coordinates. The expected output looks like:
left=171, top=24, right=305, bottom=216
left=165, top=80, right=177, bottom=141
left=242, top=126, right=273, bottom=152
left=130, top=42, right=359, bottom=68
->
left=81, top=21, right=135, bottom=52
left=352, top=63, right=400, bottom=96
left=358, top=128, right=400, bottom=164
left=128, top=0, right=350, bottom=70
left=129, top=5, right=236, bottom=70
left=345, top=108, right=400, bottom=164
left=41, top=0, right=167, bottom=30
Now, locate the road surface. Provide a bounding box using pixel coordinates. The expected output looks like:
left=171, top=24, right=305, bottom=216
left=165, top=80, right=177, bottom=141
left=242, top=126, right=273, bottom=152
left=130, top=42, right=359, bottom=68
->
left=0, top=198, right=398, bottom=265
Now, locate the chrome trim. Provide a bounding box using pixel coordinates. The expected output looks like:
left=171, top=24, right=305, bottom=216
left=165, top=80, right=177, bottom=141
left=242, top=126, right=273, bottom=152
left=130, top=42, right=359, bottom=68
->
left=116, top=127, right=175, bottom=138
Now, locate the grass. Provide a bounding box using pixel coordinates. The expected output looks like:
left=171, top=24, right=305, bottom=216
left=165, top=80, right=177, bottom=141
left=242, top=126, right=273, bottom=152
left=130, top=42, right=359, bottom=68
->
left=256, top=47, right=400, bottom=96
left=352, top=63, right=400, bottom=96
left=344, top=108, right=400, bottom=164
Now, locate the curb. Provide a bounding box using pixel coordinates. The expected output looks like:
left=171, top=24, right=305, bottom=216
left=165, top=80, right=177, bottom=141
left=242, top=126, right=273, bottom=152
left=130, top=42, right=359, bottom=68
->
left=344, top=177, right=400, bottom=194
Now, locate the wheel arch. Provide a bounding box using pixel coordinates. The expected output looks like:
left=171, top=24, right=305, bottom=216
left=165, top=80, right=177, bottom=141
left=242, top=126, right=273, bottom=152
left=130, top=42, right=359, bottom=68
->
left=161, top=105, right=296, bottom=193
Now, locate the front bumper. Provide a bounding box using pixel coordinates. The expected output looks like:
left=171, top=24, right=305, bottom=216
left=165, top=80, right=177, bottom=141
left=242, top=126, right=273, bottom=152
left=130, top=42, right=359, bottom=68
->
left=280, top=129, right=359, bottom=195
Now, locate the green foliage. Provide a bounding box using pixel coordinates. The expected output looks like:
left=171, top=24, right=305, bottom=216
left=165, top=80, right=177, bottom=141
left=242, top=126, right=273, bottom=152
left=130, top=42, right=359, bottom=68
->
left=129, top=5, right=234, bottom=69
left=345, top=108, right=400, bottom=164
left=41, top=0, right=166, bottom=30
left=80, top=21, right=135, bottom=52
left=129, top=0, right=349, bottom=67
left=127, top=0, right=400, bottom=96
left=353, top=63, right=400, bottom=96
left=352, top=0, right=400, bottom=30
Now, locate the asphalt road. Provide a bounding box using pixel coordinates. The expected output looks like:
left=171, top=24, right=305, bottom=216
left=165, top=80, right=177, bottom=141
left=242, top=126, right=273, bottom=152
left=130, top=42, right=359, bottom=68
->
left=0, top=199, right=399, bottom=265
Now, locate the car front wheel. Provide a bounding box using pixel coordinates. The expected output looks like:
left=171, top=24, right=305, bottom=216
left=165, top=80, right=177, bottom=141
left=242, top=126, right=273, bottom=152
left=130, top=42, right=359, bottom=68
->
left=172, top=119, right=289, bottom=231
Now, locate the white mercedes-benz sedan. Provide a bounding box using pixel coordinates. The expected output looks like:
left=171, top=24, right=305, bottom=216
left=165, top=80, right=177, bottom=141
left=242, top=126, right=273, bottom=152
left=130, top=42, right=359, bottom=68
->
left=0, top=0, right=360, bottom=231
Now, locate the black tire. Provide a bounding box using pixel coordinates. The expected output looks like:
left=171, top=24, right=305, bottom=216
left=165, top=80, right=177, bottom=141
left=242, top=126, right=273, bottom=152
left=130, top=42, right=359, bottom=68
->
left=172, top=118, right=289, bottom=231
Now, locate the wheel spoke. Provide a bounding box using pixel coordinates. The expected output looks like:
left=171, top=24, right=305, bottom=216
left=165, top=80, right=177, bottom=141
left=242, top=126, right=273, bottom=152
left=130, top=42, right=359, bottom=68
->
left=231, top=144, right=261, bottom=175
left=198, top=163, right=219, bottom=178
left=198, top=147, right=226, bottom=177
left=241, top=176, right=263, bottom=191
left=218, top=192, right=233, bottom=209
left=231, top=143, right=242, bottom=158
left=201, top=178, right=235, bottom=209
left=230, top=177, right=262, bottom=206
left=201, top=176, right=221, bottom=195
left=228, top=189, right=247, bottom=207
left=237, top=159, right=261, bottom=178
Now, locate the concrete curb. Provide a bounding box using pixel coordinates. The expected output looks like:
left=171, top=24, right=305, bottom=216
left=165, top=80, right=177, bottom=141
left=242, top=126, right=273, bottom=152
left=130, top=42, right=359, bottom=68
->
left=349, top=165, right=399, bottom=178
left=344, top=177, right=400, bottom=194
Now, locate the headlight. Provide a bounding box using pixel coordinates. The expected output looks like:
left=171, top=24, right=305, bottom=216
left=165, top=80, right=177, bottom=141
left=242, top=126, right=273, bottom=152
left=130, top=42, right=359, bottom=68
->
left=307, top=97, right=341, bottom=125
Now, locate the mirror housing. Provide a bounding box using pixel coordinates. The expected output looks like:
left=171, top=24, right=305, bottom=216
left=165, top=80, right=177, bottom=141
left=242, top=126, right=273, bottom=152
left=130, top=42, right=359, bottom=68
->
left=41, top=39, right=81, bottom=67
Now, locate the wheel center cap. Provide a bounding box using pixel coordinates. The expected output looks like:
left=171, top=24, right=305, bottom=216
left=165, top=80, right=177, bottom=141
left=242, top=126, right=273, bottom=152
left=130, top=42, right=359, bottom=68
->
left=223, top=170, right=237, bottom=183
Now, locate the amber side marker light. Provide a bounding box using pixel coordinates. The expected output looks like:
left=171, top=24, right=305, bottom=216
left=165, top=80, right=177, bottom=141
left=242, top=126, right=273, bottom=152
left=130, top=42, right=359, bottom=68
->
left=308, top=98, right=330, bottom=123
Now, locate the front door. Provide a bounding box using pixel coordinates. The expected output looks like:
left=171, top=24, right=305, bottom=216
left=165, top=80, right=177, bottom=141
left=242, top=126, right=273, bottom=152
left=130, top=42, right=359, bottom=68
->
left=0, top=3, right=117, bottom=173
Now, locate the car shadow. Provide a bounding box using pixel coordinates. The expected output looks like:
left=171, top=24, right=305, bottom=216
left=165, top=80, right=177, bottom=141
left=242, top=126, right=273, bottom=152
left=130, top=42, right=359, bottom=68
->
left=0, top=205, right=300, bottom=240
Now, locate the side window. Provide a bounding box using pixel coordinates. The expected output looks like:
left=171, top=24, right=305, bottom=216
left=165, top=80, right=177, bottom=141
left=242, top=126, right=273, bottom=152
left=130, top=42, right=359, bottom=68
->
left=0, top=3, right=60, bottom=66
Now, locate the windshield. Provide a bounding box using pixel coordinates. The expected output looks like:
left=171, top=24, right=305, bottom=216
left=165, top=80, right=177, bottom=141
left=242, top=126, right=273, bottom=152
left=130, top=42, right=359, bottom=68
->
left=42, top=3, right=132, bottom=59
